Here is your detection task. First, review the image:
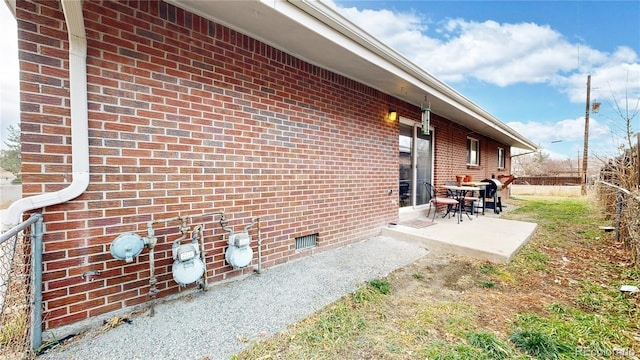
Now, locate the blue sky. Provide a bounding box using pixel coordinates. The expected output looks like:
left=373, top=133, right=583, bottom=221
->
left=1, top=1, right=640, bottom=161
left=331, top=0, right=640, bottom=160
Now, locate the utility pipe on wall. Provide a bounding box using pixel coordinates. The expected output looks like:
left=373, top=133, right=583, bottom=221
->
left=143, top=211, right=224, bottom=315
left=2, top=0, right=89, bottom=230
left=253, top=217, right=263, bottom=273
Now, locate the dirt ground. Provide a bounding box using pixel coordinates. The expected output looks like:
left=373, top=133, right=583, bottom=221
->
left=237, top=203, right=639, bottom=359
left=384, top=208, right=634, bottom=340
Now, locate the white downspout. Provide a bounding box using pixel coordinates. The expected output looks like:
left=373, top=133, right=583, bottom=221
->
left=2, top=0, right=89, bottom=230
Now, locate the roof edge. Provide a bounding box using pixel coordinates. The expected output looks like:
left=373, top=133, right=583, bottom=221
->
left=288, top=0, right=537, bottom=151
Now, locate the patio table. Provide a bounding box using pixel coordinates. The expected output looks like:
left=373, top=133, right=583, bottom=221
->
left=443, top=185, right=477, bottom=223
left=462, top=181, right=491, bottom=215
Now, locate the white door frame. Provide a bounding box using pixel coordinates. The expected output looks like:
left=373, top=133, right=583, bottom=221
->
left=399, top=116, right=434, bottom=212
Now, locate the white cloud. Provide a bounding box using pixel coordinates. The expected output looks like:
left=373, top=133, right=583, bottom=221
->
left=427, top=19, right=585, bottom=86
left=507, top=116, right=621, bottom=159
left=508, top=116, right=611, bottom=143
left=559, top=47, right=640, bottom=103
left=337, top=5, right=441, bottom=59
left=328, top=1, right=640, bottom=111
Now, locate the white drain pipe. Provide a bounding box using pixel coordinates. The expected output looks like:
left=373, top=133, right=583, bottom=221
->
left=2, top=0, right=89, bottom=230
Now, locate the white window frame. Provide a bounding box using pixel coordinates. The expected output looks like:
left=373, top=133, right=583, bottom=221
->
left=467, top=137, right=480, bottom=166
left=497, top=147, right=505, bottom=169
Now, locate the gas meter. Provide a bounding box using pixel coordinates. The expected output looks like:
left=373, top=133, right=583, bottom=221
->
left=225, top=232, right=253, bottom=269
left=110, top=233, right=145, bottom=263
left=172, top=236, right=205, bottom=286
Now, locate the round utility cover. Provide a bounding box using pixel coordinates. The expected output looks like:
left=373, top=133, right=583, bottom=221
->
left=172, top=258, right=205, bottom=286
left=225, top=245, right=253, bottom=269
left=110, top=233, right=145, bottom=262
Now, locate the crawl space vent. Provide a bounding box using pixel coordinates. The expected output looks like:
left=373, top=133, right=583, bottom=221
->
left=295, top=233, right=317, bottom=250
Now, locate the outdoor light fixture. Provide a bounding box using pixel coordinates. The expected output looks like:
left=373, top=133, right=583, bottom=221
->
left=388, top=109, right=397, bottom=121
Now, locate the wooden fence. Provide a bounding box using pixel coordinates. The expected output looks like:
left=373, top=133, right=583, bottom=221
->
left=513, top=176, right=581, bottom=186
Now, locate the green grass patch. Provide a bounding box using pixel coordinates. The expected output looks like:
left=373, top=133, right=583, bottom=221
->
left=368, top=279, right=391, bottom=295
left=575, top=281, right=607, bottom=311
left=352, top=279, right=391, bottom=304
left=510, top=303, right=636, bottom=359
left=412, top=273, right=425, bottom=280
left=478, top=263, right=499, bottom=274
left=477, top=280, right=496, bottom=288
left=305, top=302, right=367, bottom=344
left=419, top=341, right=487, bottom=360
left=420, top=302, right=476, bottom=336
left=234, top=198, right=639, bottom=360
left=510, top=198, right=591, bottom=224
left=520, top=248, right=551, bottom=271
left=575, top=280, right=637, bottom=317
left=506, top=198, right=596, bottom=244
left=510, top=328, right=573, bottom=359
left=466, top=331, right=514, bottom=359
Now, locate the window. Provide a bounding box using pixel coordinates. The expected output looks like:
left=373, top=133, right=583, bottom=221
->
left=467, top=137, right=479, bottom=166
left=497, top=148, right=505, bottom=169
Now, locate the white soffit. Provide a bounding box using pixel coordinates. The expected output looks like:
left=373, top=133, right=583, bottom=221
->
left=166, top=0, right=537, bottom=151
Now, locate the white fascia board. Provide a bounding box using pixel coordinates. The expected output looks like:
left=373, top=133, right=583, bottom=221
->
left=286, top=0, right=537, bottom=151
left=167, top=0, right=536, bottom=151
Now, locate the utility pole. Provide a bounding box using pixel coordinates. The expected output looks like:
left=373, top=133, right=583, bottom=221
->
left=581, top=75, right=591, bottom=195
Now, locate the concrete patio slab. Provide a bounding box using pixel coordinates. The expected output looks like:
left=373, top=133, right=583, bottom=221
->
left=382, top=213, right=537, bottom=263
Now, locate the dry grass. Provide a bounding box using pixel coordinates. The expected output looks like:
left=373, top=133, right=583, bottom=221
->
left=233, top=197, right=640, bottom=359
left=510, top=184, right=582, bottom=197
left=597, top=181, right=640, bottom=268
left=0, top=234, right=34, bottom=360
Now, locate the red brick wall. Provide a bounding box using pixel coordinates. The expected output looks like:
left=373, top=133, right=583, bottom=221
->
left=430, top=114, right=511, bottom=187
left=17, top=0, right=512, bottom=330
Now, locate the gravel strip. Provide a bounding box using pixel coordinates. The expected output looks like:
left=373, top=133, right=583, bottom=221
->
left=39, top=236, right=429, bottom=360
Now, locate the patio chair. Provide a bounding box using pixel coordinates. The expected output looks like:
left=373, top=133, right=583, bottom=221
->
left=399, top=181, right=410, bottom=207
left=445, top=181, right=477, bottom=218
left=462, top=192, right=480, bottom=217
left=424, top=182, right=458, bottom=221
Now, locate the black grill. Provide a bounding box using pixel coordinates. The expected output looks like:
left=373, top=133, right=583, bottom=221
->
left=482, top=179, right=502, bottom=213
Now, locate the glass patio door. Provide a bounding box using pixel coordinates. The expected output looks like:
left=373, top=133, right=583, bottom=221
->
left=399, top=122, right=432, bottom=208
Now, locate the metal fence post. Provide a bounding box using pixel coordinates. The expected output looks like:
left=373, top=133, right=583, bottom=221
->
left=616, top=190, right=623, bottom=244
left=0, top=212, right=43, bottom=356
left=30, top=214, right=44, bottom=351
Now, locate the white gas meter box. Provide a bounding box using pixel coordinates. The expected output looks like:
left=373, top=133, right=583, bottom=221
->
left=229, top=232, right=251, bottom=247
left=172, top=241, right=205, bottom=286
left=225, top=232, right=253, bottom=269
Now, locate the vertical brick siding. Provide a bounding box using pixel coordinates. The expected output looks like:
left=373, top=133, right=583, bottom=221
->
left=18, top=0, right=511, bottom=329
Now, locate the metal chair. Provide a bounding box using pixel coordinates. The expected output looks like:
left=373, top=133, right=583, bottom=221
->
left=462, top=192, right=480, bottom=217
left=424, top=182, right=459, bottom=222
left=399, top=181, right=410, bottom=207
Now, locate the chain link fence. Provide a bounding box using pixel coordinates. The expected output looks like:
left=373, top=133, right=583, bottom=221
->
left=0, top=214, right=43, bottom=360
left=597, top=181, right=640, bottom=268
